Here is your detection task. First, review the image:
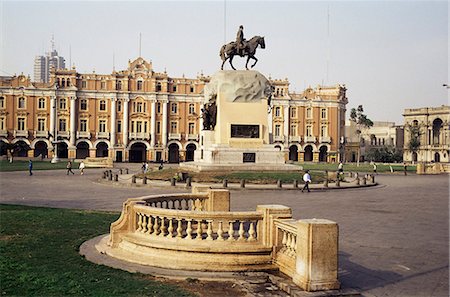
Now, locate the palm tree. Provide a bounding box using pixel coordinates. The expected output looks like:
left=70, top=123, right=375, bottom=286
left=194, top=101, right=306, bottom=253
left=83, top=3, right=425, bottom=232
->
left=349, top=105, right=373, bottom=166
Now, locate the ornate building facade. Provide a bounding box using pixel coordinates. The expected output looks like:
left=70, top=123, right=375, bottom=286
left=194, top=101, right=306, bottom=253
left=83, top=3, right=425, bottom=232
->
left=0, top=57, right=347, bottom=163
left=403, top=105, right=449, bottom=163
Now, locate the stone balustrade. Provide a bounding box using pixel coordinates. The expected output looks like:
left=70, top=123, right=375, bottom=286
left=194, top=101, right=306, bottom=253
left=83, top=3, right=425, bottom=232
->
left=102, top=188, right=339, bottom=292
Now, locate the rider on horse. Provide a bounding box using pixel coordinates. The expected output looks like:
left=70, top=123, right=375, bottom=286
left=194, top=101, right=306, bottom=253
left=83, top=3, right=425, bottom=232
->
left=236, top=25, right=245, bottom=57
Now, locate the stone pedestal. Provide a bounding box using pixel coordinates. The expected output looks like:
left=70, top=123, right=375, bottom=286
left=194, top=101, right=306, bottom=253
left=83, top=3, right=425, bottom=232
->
left=182, top=70, right=298, bottom=172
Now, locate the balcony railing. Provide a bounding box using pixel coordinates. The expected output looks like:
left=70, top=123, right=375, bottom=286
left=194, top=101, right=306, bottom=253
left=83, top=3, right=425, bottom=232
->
left=187, top=134, right=199, bottom=141
left=129, top=132, right=150, bottom=140
left=0, top=130, right=8, bottom=137
left=77, top=131, right=91, bottom=139
left=34, top=130, right=48, bottom=138
left=169, top=133, right=181, bottom=140
left=57, top=131, right=70, bottom=138
left=319, top=136, right=331, bottom=143
left=273, top=135, right=284, bottom=142
left=14, top=130, right=28, bottom=137
left=289, top=136, right=301, bottom=142
left=304, top=136, right=316, bottom=143
left=96, top=132, right=110, bottom=139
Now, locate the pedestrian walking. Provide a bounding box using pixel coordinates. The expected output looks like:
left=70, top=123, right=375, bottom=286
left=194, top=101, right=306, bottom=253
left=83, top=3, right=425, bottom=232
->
left=66, top=161, right=75, bottom=175
left=141, top=162, right=146, bottom=173
left=158, top=159, right=164, bottom=170
left=338, top=162, right=343, bottom=173
left=144, top=162, right=149, bottom=173
left=301, top=170, right=311, bottom=193
left=373, top=163, right=377, bottom=174
left=79, top=161, right=85, bottom=175
left=403, top=162, right=407, bottom=176
left=28, top=160, right=33, bottom=176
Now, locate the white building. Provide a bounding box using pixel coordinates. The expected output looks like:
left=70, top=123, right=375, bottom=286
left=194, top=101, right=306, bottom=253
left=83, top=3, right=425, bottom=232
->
left=33, top=40, right=65, bottom=83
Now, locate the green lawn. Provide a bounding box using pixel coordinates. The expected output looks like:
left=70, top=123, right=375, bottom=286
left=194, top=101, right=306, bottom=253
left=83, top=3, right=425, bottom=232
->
left=0, top=160, right=79, bottom=172
left=298, top=162, right=415, bottom=173
left=0, top=204, right=193, bottom=296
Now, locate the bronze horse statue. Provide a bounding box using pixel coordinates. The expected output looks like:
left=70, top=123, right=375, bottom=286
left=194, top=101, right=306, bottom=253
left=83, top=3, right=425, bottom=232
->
left=220, top=36, right=265, bottom=70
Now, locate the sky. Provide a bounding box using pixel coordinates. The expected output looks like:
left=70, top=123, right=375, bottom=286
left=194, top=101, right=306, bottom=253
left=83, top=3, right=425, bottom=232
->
left=0, top=0, right=448, bottom=123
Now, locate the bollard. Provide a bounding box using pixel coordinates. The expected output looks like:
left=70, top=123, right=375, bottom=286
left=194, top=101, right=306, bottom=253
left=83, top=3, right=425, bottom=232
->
left=108, top=172, right=113, bottom=181
left=371, top=174, right=375, bottom=183
left=131, top=175, right=136, bottom=184
left=293, top=179, right=298, bottom=188
left=143, top=176, right=147, bottom=185
left=103, top=171, right=107, bottom=179
left=362, top=176, right=366, bottom=185
left=186, top=177, right=192, bottom=187
left=223, top=179, right=228, bottom=188
left=277, top=179, right=282, bottom=188
left=240, top=179, right=245, bottom=188
left=170, top=178, right=176, bottom=186
left=336, top=178, right=340, bottom=187
left=114, top=174, right=118, bottom=182
left=125, top=168, right=129, bottom=174
left=109, top=170, right=112, bottom=177
left=356, top=177, right=360, bottom=185
left=105, top=170, right=110, bottom=178
left=119, top=168, right=123, bottom=174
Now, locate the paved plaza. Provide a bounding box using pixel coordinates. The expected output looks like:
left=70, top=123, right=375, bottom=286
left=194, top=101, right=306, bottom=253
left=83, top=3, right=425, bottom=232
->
left=0, top=168, right=448, bottom=296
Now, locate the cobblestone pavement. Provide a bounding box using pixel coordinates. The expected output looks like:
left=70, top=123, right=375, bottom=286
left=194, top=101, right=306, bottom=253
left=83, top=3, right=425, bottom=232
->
left=0, top=167, right=448, bottom=297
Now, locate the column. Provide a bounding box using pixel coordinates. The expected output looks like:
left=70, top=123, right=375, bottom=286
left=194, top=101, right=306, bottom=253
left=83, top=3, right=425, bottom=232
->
left=267, top=107, right=273, bottom=142
left=49, top=96, right=56, bottom=142
left=283, top=105, right=289, bottom=145
left=123, top=99, right=129, bottom=148
left=110, top=99, right=116, bottom=147
left=162, top=101, right=168, bottom=147
left=150, top=100, right=156, bottom=147
left=69, top=96, right=76, bottom=147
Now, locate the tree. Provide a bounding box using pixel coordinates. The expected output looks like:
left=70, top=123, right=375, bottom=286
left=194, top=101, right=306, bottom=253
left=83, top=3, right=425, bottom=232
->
left=407, top=124, right=422, bottom=162
left=349, top=105, right=373, bottom=166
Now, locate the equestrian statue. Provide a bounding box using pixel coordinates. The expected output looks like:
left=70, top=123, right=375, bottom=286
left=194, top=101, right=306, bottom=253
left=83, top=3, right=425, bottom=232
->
left=220, top=25, right=265, bottom=70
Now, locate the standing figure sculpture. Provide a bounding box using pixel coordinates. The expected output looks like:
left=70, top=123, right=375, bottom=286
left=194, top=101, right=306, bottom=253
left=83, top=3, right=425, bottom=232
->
left=220, top=25, right=265, bottom=70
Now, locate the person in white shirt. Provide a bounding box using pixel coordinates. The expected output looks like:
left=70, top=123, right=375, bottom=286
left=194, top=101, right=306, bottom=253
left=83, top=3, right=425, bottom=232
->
left=302, top=170, right=311, bottom=193
left=79, top=161, right=85, bottom=175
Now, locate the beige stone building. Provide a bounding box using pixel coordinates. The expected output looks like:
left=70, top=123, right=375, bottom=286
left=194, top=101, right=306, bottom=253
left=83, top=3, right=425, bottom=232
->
left=0, top=57, right=347, bottom=163
left=403, top=105, right=449, bottom=163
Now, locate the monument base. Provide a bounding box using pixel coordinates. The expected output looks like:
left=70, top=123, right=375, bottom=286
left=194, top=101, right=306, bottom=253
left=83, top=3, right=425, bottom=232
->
left=179, top=161, right=300, bottom=172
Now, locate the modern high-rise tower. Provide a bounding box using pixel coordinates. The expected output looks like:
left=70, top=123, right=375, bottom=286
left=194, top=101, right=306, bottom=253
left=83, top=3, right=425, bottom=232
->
left=33, top=37, right=65, bottom=83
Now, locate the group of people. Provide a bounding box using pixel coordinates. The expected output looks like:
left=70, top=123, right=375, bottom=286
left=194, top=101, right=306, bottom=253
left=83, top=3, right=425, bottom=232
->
left=28, top=160, right=85, bottom=176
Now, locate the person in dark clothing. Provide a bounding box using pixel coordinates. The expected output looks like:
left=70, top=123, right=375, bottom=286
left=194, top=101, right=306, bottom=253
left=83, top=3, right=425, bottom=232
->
left=28, top=160, right=33, bottom=176
left=66, top=161, right=75, bottom=175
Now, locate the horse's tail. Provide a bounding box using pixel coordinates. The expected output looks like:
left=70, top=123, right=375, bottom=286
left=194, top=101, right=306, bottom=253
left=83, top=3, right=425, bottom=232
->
left=219, top=44, right=226, bottom=61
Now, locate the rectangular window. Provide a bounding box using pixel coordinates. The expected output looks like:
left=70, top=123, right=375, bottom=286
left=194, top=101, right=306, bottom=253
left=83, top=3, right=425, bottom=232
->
left=170, top=121, right=178, bottom=133
left=290, top=107, right=297, bottom=118
left=80, top=119, right=87, bottom=132
left=156, top=121, right=161, bottom=134
left=274, top=124, right=281, bottom=137
left=290, top=124, right=297, bottom=136
left=188, top=122, right=195, bottom=134
left=117, top=120, right=122, bottom=133
left=59, top=98, right=66, bottom=110
left=306, top=125, right=312, bottom=137
left=80, top=99, right=87, bottom=111
left=99, top=120, right=106, bottom=133
left=38, top=98, right=46, bottom=109
left=171, top=103, right=178, bottom=114
left=101, top=81, right=106, bottom=89
left=0, top=117, right=5, bottom=130
left=137, top=80, right=143, bottom=91
left=116, top=81, right=122, bottom=90
left=82, top=81, right=87, bottom=88
left=17, top=117, right=26, bottom=131
left=173, top=85, right=177, bottom=92
left=136, top=102, right=143, bottom=113
left=59, top=119, right=66, bottom=131
left=321, top=108, right=327, bottom=119
left=321, top=125, right=327, bottom=137
left=157, top=102, right=161, bottom=114
left=275, top=107, right=281, bottom=117
left=0, top=97, right=4, bottom=109
left=99, top=100, right=106, bottom=111
left=156, top=83, right=162, bottom=92
left=136, top=121, right=142, bottom=133
left=37, top=118, right=46, bottom=131
left=306, top=108, right=312, bottom=119
left=190, top=85, right=194, bottom=93
left=117, top=100, right=122, bottom=112
left=189, top=103, right=195, bottom=115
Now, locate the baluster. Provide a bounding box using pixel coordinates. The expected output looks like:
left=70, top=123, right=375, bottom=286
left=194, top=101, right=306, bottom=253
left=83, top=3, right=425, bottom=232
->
left=184, top=199, right=190, bottom=210
left=228, top=221, right=235, bottom=241
left=167, top=218, right=174, bottom=237
left=186, top=219, right=193, bottom=239
left=159, top=217, right=166, bottom=237
left=141, top=214, right=148, bottom=233
left=176, top=219, right=183, bottom=238
left=238, top=221, right=245, bottom=241
left=289, top=234, right=296, bottom=256
left=177, top=200, right=183, bottom=210
left=206, top=220, right=213, bottom=240
left=248, top=222, right=256, bottom=241
left=136, top=213, right=143, bottom=232
left=281, top=230, right=287, bottom=252
left=146, top=215, right=153, bottom=235
left=153, top=215, right=160, bottom=235
left=196, top=219, right=203, bottom=240
left=286, top=233, right=292, bottom=255
left=217, top=221, right=224, bottom=241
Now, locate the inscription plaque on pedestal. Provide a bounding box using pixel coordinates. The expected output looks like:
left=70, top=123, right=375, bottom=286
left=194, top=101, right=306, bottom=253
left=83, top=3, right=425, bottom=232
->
left=231, top=124, right=259, bottom=138
left=243, top=153, right=256, bottom=163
